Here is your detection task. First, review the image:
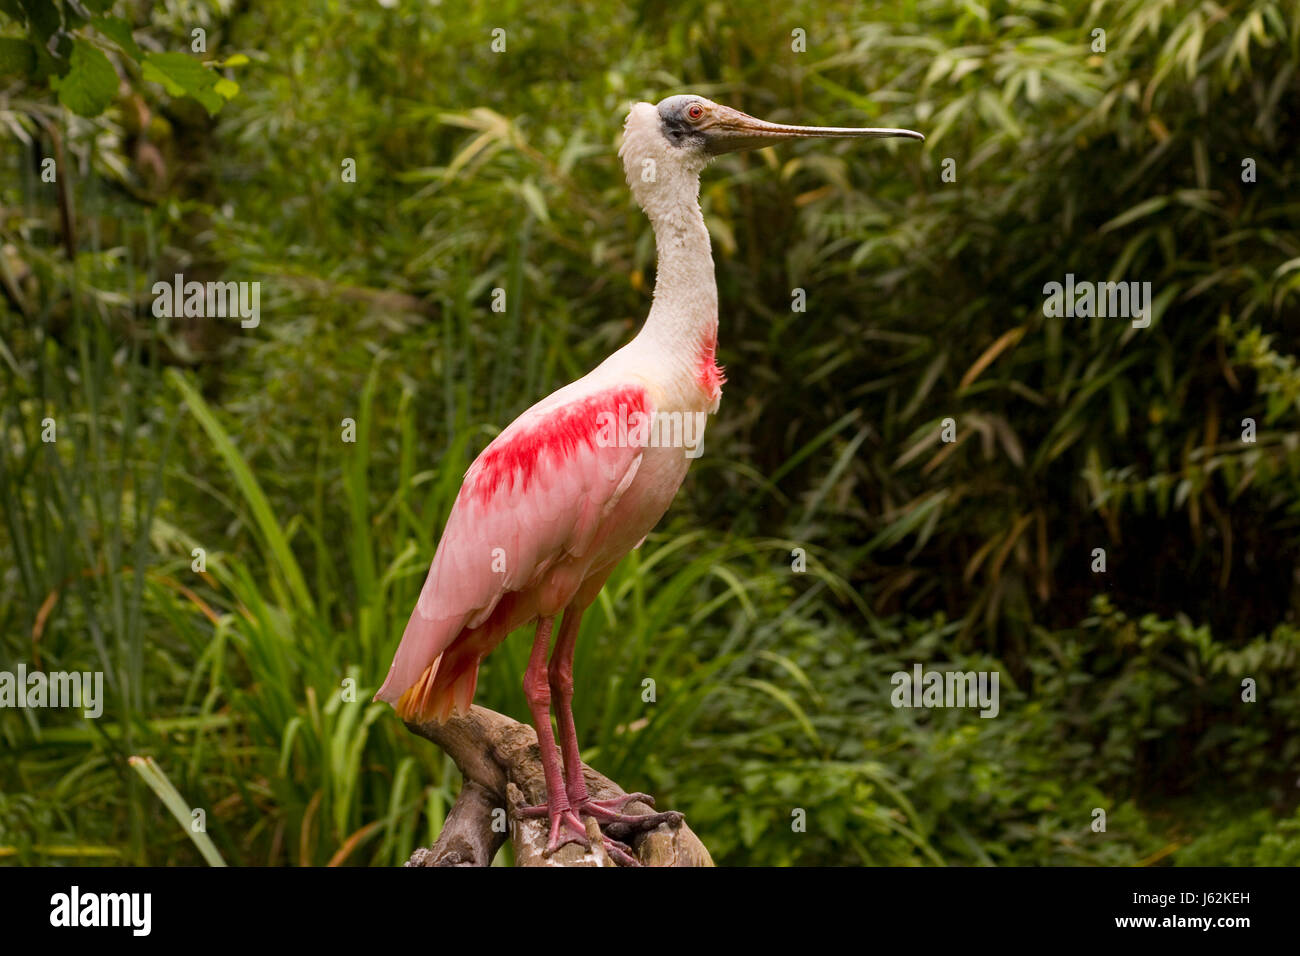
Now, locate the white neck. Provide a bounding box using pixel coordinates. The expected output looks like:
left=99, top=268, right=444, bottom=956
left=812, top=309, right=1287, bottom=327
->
left=616, top=102, right=724, bottom=407
left=637, top=176, right=718, bottom=361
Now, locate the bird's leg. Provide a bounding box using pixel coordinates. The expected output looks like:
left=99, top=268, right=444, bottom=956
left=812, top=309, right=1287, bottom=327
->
left=517, top=616, right=588, bottom=855
left=533, top=608, right=634, bottom=866
left=548, top=609, right=593, bottom=807
left=548, top=608, right=682, bottom=846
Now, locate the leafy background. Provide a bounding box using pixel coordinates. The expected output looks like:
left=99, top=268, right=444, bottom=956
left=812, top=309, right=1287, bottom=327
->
left=2, top=0, right=1299, bottom=866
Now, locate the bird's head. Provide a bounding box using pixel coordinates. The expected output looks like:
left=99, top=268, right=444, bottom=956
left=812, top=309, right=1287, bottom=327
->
left=620, top=94, right=923, bottom=207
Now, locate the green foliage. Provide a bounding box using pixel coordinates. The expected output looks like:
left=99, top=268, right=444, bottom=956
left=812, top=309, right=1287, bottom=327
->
left=0, top=0, right=241, bottom=116
left=1176, top=805, right=1300, bottom=866
left=139, top=51, right=235, bottom=115
left=53, top=39, right=115, bottom=116
left=1, top=0, right=1297, bottom=866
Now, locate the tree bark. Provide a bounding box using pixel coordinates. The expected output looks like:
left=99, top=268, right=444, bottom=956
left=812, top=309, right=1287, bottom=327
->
left=402, top=705, right=712, bottom=867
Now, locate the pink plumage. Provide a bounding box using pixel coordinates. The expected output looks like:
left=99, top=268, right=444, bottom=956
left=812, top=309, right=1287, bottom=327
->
left=378, top=94, right=920, bottom=861
left=375, top=382, right=660, bottom=722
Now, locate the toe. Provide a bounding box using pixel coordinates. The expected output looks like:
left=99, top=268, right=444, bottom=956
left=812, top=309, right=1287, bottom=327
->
left=543, top=810, right=591, bottom=856
left=586, top=792, right=656, bottom=812
left=602, top=837, right=640, bottom=867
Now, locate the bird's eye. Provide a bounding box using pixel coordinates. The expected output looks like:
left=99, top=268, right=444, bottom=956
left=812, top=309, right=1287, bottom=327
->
left=686, top=104, right=704, bottom=120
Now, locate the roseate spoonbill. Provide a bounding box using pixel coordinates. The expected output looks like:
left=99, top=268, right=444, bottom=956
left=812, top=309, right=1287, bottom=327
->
left=377, top=95, right=923, bottom=863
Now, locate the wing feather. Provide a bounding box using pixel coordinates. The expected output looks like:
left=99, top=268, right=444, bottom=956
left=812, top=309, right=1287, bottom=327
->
left=376, top=382, right=652, bottom=704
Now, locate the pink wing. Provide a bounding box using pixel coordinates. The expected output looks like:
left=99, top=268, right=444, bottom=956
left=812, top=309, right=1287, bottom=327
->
left=375, top=381, right=652, bottom=707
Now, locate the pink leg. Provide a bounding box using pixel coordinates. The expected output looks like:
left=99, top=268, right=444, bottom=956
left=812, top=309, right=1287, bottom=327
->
left=517, top=616, right=588, bottom=855
left=548, top=607, right=682, bottom=858
left=548, top=609, right=593, bottom=806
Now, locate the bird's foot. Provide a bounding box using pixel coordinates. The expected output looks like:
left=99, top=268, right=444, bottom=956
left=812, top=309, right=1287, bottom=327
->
left=518, top=801, right=589, bottom=855
left=518, top=798, right=643, bottom=865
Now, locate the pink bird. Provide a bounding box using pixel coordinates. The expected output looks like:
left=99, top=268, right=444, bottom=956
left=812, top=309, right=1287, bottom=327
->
left=377, top=94, right=923, bottom=863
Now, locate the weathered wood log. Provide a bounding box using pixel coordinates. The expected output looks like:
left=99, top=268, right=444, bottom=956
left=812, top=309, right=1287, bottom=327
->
left=402, top=705, right=712, bottom=867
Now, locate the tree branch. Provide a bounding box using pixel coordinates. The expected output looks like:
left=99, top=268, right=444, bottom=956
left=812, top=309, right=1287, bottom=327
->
left=402, top=705, right=712, bottom=867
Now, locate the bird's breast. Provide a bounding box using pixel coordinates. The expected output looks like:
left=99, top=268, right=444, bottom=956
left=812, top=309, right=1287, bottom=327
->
left=586, top=441, right=694, bottom=565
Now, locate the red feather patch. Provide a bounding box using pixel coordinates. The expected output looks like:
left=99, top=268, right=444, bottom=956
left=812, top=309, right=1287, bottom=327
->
left=697, top=334, right=726, bottom=403
left=466, top=385, right=650, bottom=505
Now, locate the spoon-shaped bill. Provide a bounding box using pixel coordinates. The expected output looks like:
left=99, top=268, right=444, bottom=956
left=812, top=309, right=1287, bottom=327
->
left=703, top=105, right=924, bottom=155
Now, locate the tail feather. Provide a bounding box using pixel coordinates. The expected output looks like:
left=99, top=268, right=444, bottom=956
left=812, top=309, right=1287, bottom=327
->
left=394, top=651, right=481, bottom=724
left=380, top=594, right=520, bottom=724
left=394, top=654, right=442, bottom=722
left=375, top=605, right=464, bottom=708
